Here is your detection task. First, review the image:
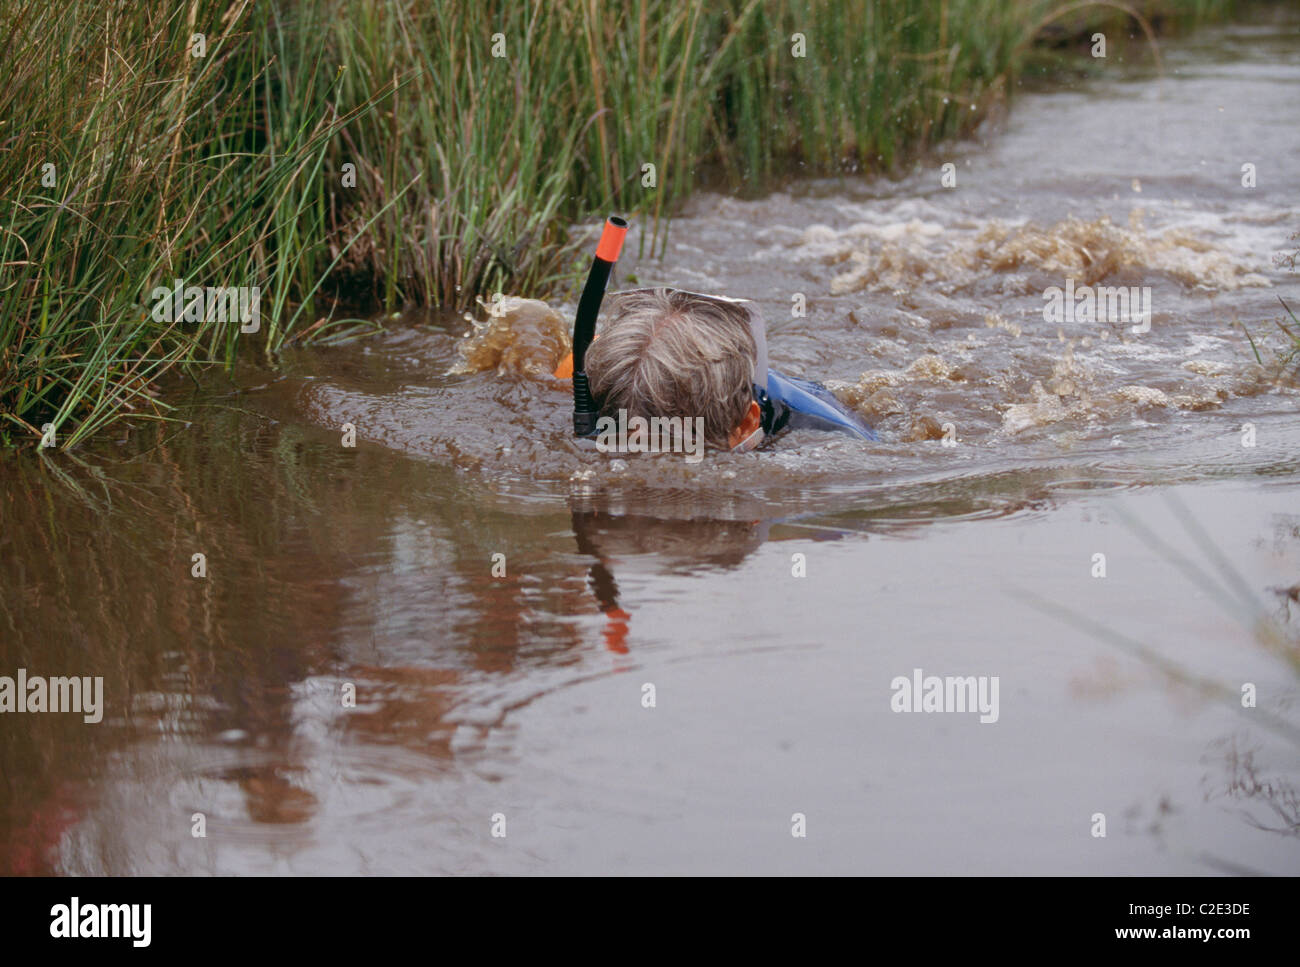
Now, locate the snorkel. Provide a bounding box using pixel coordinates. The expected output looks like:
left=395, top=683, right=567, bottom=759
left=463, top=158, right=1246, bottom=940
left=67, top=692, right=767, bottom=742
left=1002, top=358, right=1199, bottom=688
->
left=572, top=215, right=629, bottom=437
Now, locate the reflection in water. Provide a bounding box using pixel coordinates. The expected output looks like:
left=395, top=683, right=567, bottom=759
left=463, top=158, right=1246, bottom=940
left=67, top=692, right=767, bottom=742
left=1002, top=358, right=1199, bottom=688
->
left=570, top=503, right=771, bottom=653
left=1, top=12, right=1299, bottom=874
left=2, top=401, right=1298, bottom=873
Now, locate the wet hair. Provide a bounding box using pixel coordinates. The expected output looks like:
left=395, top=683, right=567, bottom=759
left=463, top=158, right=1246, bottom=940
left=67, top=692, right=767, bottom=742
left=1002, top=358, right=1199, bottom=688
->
left=584, top=288, right=757, bottom=448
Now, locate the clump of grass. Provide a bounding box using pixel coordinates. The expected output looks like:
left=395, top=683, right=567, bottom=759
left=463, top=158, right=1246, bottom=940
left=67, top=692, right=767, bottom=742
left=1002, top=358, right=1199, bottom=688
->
left=1276, top=297, right=1300, bottom=372
left=0, top=1, right=388, bottom=447
left=0, top=0, right=1241, bottom=448
left=1239, top=230, right=1300, bottom=375
left=1274, top=231, right=1300, bottom=370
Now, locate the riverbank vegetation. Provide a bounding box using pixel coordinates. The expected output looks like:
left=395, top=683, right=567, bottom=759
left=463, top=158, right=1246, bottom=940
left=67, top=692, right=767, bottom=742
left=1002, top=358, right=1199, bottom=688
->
left=1, top=0, right=1239, bottom=448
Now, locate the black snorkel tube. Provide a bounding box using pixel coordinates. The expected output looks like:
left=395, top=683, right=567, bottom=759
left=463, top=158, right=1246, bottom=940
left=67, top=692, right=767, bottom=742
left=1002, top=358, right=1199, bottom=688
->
left=572, top=215, right=629, bottom=437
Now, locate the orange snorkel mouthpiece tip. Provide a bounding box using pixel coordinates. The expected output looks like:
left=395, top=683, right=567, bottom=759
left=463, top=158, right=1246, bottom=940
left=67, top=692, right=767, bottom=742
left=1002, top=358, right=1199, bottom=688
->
left=595, top=216, right=628, bottom=263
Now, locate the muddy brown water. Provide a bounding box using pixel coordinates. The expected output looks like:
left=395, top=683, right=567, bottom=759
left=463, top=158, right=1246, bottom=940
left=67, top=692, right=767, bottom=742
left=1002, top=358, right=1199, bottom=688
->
left=2, top=15, right=1299, bottom=874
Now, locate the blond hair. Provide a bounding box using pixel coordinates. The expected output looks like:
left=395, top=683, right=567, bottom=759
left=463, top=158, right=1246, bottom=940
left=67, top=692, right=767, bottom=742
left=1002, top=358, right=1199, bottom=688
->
left=585, top=288, right=756, bottom=448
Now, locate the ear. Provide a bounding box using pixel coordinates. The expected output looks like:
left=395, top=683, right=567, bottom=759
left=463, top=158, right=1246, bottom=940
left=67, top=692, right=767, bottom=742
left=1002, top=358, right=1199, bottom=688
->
left=727, top=400, right=763, bottom=449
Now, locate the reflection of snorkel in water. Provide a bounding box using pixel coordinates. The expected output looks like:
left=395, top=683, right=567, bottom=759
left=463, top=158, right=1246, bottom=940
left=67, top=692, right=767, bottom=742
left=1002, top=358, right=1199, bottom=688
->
left=570, top=502, right=771, bottom=653
left=569, top=498, right=873, bottom=653
left=559, top=215, right=879, bottom=450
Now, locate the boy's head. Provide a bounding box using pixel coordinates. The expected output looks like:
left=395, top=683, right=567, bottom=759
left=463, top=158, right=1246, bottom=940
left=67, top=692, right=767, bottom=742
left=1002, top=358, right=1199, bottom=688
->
left=585, top=287, right=764, bottom=450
